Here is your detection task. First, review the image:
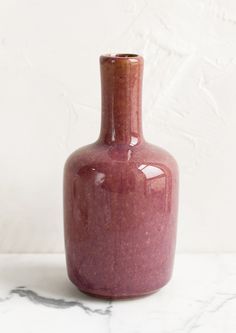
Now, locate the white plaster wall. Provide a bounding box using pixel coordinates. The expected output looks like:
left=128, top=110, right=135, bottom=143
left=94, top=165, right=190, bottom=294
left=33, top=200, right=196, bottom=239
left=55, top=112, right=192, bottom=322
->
left=0, top=0, right=235, bottom=253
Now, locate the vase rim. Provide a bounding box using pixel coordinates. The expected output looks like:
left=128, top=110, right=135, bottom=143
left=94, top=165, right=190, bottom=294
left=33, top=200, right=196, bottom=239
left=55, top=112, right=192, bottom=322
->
left=100, top=53, right=143, bottom=63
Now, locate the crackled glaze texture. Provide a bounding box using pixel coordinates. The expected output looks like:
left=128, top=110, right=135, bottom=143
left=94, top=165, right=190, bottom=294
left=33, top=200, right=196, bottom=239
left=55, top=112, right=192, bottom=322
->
left=64, top=54, right=178, bottom=298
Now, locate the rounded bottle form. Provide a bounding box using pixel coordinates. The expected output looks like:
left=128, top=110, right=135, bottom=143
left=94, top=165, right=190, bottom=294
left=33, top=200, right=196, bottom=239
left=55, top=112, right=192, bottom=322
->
left=64, top=54, right=178, bottom=298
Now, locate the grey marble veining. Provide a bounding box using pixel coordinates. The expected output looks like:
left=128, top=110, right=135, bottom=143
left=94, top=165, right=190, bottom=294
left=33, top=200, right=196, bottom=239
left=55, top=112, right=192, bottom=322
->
left=6, top=286, right=112, bottom=315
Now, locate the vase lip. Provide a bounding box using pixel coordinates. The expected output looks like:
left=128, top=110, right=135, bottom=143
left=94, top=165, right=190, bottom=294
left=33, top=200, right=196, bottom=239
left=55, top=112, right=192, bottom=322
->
left=100, top=53, right=143, bottom=64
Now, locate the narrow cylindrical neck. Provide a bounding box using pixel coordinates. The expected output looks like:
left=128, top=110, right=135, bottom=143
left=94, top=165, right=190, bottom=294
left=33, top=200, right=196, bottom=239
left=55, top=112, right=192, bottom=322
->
left=99, top=54, right=144, bottom=145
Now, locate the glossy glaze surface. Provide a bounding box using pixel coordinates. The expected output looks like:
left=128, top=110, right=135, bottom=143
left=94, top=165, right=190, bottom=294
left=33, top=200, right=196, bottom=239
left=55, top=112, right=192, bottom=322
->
left=64, top=54, right=178, bottom=298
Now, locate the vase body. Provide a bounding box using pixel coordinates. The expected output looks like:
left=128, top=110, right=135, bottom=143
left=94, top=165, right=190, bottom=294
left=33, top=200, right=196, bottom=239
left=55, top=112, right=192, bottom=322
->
left=64, top=54, right=178, bottom=299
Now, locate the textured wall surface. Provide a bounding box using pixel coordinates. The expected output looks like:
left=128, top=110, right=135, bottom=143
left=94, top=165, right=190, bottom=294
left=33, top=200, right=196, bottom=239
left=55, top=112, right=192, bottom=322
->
left=0, top=0, right=235, bottom=252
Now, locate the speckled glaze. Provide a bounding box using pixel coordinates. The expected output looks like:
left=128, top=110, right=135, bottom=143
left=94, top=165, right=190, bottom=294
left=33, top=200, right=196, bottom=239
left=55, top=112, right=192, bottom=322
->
left=64, top=54, right=178, bottom=299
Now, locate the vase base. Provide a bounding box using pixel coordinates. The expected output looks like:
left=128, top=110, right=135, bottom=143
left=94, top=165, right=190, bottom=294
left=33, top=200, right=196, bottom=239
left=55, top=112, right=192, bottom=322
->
left=78, top=288, right=161, bottom=300
left=72, top=281, right=171, bottom=300
left=68, top=271, right=171, bottom=300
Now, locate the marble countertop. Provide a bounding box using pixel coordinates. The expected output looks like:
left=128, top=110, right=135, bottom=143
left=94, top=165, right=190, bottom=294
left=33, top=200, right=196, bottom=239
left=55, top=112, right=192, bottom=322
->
left=0, top=254, right=235, bottom=333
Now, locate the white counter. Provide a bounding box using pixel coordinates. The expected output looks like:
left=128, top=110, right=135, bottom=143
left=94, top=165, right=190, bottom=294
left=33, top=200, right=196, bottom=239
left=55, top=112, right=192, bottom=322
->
left=0, top=254, right=235, bottom=333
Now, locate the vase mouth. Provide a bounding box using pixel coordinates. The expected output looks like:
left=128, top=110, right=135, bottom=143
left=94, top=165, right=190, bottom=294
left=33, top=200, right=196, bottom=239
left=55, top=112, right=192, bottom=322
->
left=100, top=53, right=143, bottom=64
left=107, top=53, right=138, bottom=58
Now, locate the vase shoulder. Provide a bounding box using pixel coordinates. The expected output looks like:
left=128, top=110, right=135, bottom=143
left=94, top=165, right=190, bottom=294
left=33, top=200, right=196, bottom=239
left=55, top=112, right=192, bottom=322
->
left=65, top=141, right=178, bottom=176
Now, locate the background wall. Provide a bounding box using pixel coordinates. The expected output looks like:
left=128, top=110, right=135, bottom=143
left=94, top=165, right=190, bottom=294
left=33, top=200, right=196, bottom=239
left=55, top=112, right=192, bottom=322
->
left=0, top=0, right=235, bottom=253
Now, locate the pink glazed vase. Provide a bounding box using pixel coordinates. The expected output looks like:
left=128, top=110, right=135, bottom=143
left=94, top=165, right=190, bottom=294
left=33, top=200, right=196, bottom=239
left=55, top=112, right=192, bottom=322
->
left=64, top=54, right=178, bottom=299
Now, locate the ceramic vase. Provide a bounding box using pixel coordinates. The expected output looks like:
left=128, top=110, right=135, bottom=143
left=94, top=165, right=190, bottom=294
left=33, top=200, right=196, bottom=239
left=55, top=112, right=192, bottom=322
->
left=64, top=54, right=178, bottom=299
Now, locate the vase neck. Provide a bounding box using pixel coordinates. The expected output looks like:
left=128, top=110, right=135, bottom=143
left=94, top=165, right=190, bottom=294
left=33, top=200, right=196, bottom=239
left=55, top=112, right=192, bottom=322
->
left=98, top=54, right=144, bottom=145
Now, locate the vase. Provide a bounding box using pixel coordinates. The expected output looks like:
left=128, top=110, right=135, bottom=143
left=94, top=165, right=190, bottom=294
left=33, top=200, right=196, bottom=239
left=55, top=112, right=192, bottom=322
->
left=63, top=53, right=178, bottom=299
